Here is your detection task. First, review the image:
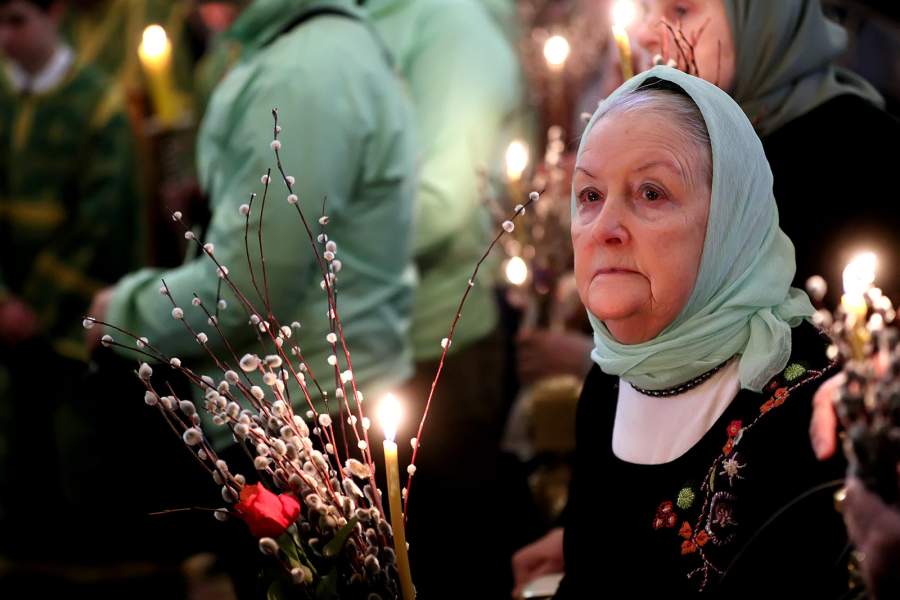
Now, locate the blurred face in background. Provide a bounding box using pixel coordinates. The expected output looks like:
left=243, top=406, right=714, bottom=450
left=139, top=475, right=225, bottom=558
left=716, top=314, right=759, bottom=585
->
left=196, top=2, right=241, bottom=34
left=0, top=1, right=62, bottom=73
left=632, top=0, right=736, bottom=91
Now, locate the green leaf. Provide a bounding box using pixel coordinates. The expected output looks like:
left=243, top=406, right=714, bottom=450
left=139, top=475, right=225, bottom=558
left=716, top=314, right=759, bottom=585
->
left=323, top=517, right=358, bottom=559
left=278, top=532, right=302, bottom=567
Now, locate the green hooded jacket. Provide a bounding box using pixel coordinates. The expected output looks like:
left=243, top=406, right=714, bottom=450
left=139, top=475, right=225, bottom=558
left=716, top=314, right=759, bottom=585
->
left=108, top=0, right=418, bottom=444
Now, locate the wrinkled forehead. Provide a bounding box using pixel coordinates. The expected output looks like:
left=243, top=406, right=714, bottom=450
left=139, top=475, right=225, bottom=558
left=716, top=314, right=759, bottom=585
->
left=577, top=67, right=769, bottom=200
left=579, top=101, right=711, bottom=191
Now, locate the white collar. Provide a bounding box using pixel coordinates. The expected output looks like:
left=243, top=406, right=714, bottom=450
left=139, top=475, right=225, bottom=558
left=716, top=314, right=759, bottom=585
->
left=6, top=44, right=74, bottom=94
left=613, top=358, right=741, bottom=465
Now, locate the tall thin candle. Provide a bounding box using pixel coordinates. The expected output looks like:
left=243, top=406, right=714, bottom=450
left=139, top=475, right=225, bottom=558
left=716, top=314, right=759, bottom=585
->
left=378, top=394, right=415, bottom=600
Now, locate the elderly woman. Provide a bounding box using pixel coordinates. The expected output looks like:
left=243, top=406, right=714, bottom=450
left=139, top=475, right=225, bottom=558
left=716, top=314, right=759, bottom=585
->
left=517, top=67, right=851, bottom=597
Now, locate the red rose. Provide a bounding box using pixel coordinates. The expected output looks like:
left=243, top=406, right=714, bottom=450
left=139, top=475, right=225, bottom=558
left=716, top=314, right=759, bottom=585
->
left=760, top=399, right=775, bottom=414
left=234, top=483, right=301, bottom=538
left=726, top=420, right=742, bottom=437
left=695, top=531, right=710, bottom=547
left=679, top=521, right=693, bottom=539
left=680, top=540, right=697, bottom=555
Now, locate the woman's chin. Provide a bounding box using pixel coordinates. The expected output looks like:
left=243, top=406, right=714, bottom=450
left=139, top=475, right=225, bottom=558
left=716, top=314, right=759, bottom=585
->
left=586, top=299, right=644, bottom=323
left=586, top=281, right=647, bottom=317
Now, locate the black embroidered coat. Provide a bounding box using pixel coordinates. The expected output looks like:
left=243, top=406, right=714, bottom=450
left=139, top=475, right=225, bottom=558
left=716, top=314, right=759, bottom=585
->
left=556, top=323, right=851, bottom=597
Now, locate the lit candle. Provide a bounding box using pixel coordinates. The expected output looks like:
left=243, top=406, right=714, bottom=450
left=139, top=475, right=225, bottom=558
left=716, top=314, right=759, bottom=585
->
left=505, top=140, right=529, bottom=182
left=138, top=24, right=181, bottom=127
left=377, top=394, right=415, bottom=600
left=841, top=252, right=877, bottom=359
left=842, top=252, right=877, bottom=317
left=612, top=0, right=637, bottom=81
left=505, top=140, right=529, bottom=206
left=505, top=256, right=528, bottom=286
left=543, top=35, right=570, bottom=71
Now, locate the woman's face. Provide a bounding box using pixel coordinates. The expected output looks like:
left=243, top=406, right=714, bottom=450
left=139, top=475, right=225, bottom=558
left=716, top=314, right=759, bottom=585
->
left=632, top=0, right=736, bottom=91
left=572, top=110, right=711, bottom=344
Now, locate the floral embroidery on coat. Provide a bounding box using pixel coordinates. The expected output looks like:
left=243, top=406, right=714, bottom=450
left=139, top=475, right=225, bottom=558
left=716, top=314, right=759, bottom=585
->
left=651, top=361, right=831, bottom=591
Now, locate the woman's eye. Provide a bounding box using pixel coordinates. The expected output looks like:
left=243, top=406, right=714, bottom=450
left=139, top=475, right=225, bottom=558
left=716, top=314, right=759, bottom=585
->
left=671, top=4, right=690, bottom=19
left=640, top=185, right=665, bottom=202
left=579, top=188, right=603, bottom=203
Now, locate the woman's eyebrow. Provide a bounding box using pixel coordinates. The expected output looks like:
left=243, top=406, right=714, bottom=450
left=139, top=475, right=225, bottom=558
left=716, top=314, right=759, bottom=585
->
left=635, top=159, right=692, bottom=185
left=635, top=160, right=683, bottom=176
left=574, top=165, right=597, bottom=178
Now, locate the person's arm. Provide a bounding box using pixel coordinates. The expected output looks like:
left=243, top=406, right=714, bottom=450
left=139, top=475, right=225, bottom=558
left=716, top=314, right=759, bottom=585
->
left=105, top=66, right=363, bottom=363
left=405, top=4, right=522, bottom=257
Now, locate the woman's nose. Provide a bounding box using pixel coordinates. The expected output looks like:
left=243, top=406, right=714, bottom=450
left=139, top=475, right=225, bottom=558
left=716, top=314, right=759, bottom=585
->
left=590, top=198, right=631, bottom=246
left=633, top=10, right=663, bottom=56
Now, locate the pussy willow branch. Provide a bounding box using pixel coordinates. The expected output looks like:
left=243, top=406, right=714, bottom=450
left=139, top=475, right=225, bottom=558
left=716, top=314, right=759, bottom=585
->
left=404, top=193, right=540, bottom=515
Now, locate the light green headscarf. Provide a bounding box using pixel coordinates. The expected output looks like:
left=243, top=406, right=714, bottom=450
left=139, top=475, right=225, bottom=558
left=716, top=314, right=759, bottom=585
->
left=723, top=0, right=883, bottom=137
left=578, top=66, right=814, bottom=393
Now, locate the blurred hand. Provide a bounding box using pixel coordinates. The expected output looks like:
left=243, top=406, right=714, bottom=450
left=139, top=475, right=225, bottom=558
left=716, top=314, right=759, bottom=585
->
left=85, top=287, right=114, bottom=352
left=512, top=528, right=564, bottom=599
left=810, top=372, right=845, bottom=460
left=844, top=477, right=900, bottom=599
left=811, top=351, right=890, bottom=461
left=0, top=296, right=38, bottom=345
left=517, top=329, right=593, bottom=384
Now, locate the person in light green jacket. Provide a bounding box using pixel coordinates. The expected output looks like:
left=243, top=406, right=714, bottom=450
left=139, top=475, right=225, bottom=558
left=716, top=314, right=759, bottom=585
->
left=89, top=0, right=418, bottom=450
left=477, top=0, right=519, bottom=44
left=366, top=0, right=527, bottom=596
left=369, top=0, right=523, bottom=364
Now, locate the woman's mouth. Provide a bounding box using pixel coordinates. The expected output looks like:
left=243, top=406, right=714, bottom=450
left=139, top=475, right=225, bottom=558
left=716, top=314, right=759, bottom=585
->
left=595, top=267, right=639, bottom=275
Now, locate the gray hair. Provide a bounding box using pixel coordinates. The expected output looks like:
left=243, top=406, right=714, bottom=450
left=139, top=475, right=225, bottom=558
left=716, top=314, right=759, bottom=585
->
left=599, top=87, right=712, bottom=190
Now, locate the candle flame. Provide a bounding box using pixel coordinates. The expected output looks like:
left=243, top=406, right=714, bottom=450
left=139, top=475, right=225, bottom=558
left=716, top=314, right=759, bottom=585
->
left=505, top=256, right=528, bottom=286
left=543, top=35, right=570, bottom=68
left=377, top=393, right=402, bottom=443
left=505, top=140, right=529, bottom=181
left=139, top=25, right=170, bottom=60
left=843, top=252, right=877, bottom=297
left=612, top=0, right=637, bottom=29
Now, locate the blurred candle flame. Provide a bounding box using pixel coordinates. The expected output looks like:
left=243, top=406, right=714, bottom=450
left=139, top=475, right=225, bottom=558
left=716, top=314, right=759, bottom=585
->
left=543, top=35, right=570, bottom=68
left=505, top=256, right=528, bottom=286
left=377, top=393, right=402, bottom=443
left=505, top=140, right=529, bottom=181
left=843, top=252, right=877, bottom=297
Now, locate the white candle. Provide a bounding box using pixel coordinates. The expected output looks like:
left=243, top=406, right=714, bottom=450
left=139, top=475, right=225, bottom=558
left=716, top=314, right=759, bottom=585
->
left=612, top=0, right=637, bottom=81
left=841, top=252, right=877, bottom=359
left=378, top=394, right=415, bottom=600
left=138, top=24, right=181, bottom=127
